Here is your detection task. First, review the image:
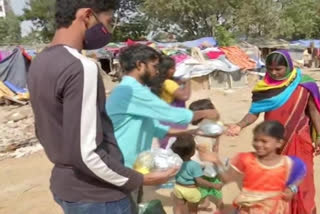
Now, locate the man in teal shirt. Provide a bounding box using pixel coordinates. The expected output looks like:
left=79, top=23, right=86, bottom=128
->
left=106, top=44, right=219, bottom=168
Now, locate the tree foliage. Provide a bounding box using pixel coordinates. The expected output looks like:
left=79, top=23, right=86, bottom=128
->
left=280, top=0, right=320, bottom=39
left=111, top=0, right=148, bottom=42
left=21, top=0, right=55, bottom=43
left=0, top=12, right=21, bottom=45
left=143, top=0, right=320, bottom=44
left=14, top=0, right=320, bottom=44
left=143, top=0, right=232, bottom=40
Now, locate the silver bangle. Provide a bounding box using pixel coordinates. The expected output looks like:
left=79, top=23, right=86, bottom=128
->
left=288, top=184, right=298, bottom=194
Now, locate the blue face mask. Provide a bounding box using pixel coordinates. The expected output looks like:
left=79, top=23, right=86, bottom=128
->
left=83, top=13, right=112, bottom=50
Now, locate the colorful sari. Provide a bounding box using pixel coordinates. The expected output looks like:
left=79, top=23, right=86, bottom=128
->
left=231, top=153, right=306, bottom=214
left=249, top=50, right=318, bottom=214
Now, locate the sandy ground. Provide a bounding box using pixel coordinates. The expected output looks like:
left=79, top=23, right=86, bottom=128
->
left=0, top=86, right=319, bottom=214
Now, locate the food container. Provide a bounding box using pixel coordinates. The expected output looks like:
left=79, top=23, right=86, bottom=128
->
left=199, top=119, right=224, bottom=136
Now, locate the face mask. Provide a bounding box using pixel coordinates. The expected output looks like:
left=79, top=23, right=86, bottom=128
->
left=84, top=23, right=112, bottom=50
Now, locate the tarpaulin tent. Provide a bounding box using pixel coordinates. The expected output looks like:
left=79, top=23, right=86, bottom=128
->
left=156, top=37, right=217, bottom=48
left=0, top=50, right=11, bottom=62
left=220, top=46, right=257, bottom=70
left=291, top=40, right=320, bottom=48
left=0, top=47, right=31, bottom=89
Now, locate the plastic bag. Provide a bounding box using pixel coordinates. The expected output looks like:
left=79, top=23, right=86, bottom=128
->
left=133, top=148, right=183, bottom=174
left=133, top=152, right=154, bottom=174
left=153, top=148, right=183, bottom=171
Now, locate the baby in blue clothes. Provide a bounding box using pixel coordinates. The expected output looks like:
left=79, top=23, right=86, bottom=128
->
left=171, top=135, right=222, bottom=214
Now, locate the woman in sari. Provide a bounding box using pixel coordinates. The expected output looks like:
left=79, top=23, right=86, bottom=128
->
left=227, top=50, right=320, bottom=214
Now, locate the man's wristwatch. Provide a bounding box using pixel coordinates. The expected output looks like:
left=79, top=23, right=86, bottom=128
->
left=288, top=184, right=298, bottom=194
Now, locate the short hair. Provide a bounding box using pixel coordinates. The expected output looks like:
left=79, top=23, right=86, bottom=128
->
left=171, top=135, right=196, bottom=159
left=253, top=120, right=285, bottom=140
left=55, top=0, right=119, bottom=29
left=119, top=44, right=161, bottom=74
left=189, top=99, right=215, bottom=125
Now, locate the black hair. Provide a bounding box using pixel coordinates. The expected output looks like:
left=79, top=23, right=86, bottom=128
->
left=159, top=56, right=175, bottom=78
left=55, top=0, right=119, bottom=29
left=253, top=120, right=285, bottom=140
left=189, top=99, right=215, bottom=125
left=119, top=44, right=161, bottom=74
left=150, top=55, right=175, bottom=96
left=266, top=53, right=288, bottom=67
left=171, top=135, right=196, bottom=160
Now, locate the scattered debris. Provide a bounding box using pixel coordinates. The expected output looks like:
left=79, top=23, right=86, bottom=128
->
left=0, top=105, right=41, bottom=160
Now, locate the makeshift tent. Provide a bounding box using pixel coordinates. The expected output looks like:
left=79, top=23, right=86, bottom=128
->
left=0, top=50, right=11, bottom=62
left=220, top=46, right=257, bottom=70
left=237, top=42, right=265, bottom=69
left=156, top=37, right=217, bottom=48
left=290, top=40, right=320, bottom=68
left=291, top=40, right=320, bottom=48
left=247, top=39, right=290, bottom=59
left=98, top=38, right=253, bottom=90
left=0, top=47, right=31, bottom=89
left=172, top=47, right=248, bottom=90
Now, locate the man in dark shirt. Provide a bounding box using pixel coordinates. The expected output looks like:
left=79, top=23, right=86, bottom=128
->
left=27, top=1, right=176, bottom=214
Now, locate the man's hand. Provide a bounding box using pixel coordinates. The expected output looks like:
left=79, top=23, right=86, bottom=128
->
left=143, top=167, right=179, bottom=186
left=204, top=109, right=220, bottom=121
left=167, top=128, right=198, bottom=137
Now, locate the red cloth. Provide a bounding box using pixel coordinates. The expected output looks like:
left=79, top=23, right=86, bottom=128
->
left=126, top=39, right=137, bottom=46
left=206, top=51, right=224, bottom=59
left=265, top=86, right=317, bottom=214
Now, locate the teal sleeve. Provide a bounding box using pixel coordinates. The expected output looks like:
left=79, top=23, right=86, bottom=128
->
left=153, top=120, right=170, bottom=139
left=127, top=87, right=193, bottom=125
left=190, top=161, right=203, bottom=178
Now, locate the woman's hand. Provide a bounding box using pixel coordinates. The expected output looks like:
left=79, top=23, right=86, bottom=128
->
left=314, top=138, right=320, bottom=156
left=226, top=124, right=242, bottom=136
left=282, top=188, right=295, bottom=202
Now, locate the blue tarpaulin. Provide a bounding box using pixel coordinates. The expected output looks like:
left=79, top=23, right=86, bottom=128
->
left=182, top=37, right=217, bottom=48
left=291, top=40, right=320, bottom=48
left=156, top=37, right=217, bottom=48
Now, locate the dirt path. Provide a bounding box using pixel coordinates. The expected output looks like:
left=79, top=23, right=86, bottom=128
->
left=0, top=87, right=319, bottom=214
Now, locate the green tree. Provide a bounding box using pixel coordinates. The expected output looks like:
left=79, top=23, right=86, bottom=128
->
left=112, top=0, right=148, bottom=41
left=22, top=0, right=55, bottom=43
left=232, top=0, right=283, bottom=39
left=214, top=26, right=235, bottom=46
left=0, top=12, right=21, bottom=45
left=143, top=0, right=232, bottom=41
left=20, top=0, right=147, bottom=43
left=280, top=0, right=319, bottom=39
